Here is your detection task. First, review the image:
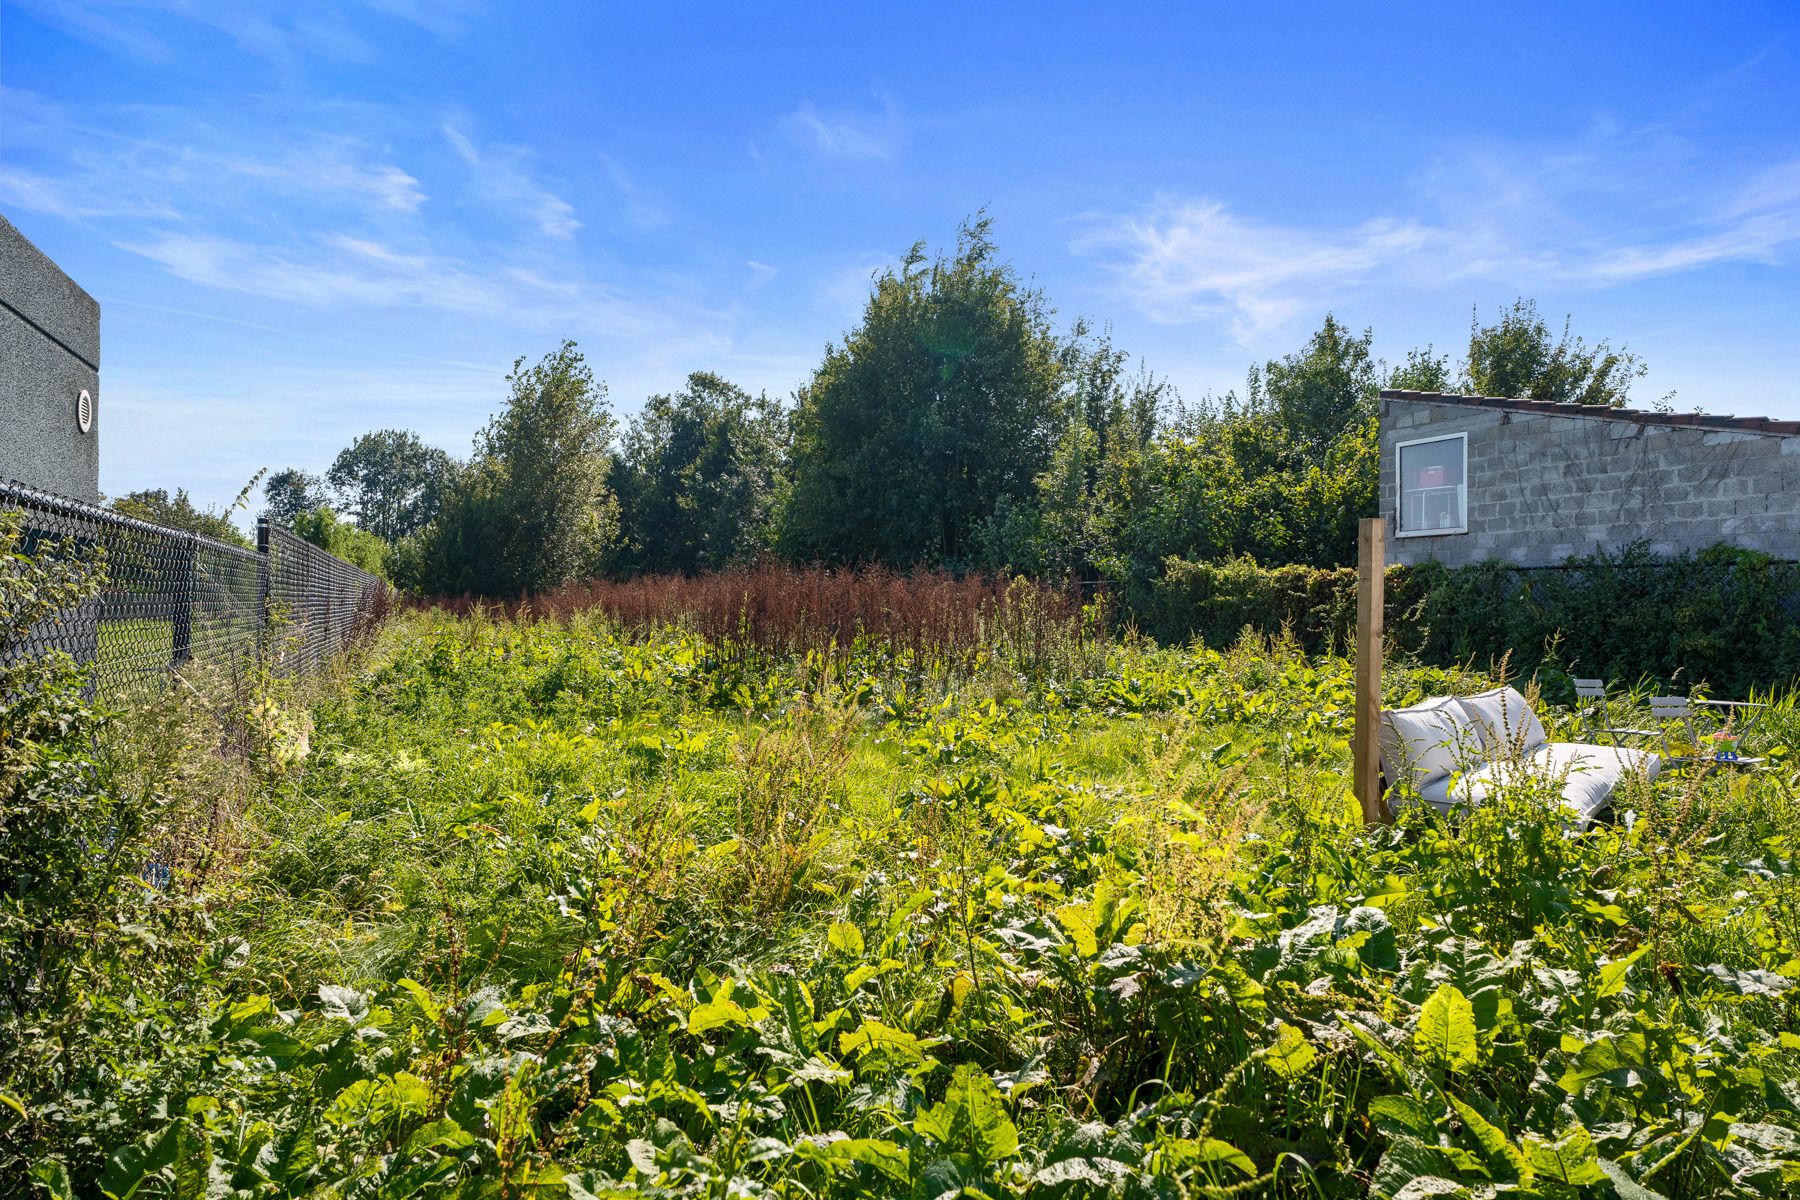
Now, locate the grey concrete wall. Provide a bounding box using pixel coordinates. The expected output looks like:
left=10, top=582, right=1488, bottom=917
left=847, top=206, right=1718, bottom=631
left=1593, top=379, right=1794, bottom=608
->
left=1379, top=397, right=1800, bottom=568
left=1, top=212, right=100, bottom=502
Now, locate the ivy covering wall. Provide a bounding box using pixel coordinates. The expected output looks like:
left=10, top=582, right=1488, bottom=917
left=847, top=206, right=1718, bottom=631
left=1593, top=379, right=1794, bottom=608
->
left=1138, top=543, right=1800, bottom=697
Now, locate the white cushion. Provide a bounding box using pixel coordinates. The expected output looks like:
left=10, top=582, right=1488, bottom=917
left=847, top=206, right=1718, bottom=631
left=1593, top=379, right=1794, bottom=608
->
left=1449, top=742, right=1660, bottom=827
left=1379, top=698, right=1482, bottom=792
left=1456, top=686, right=1548, bottom=756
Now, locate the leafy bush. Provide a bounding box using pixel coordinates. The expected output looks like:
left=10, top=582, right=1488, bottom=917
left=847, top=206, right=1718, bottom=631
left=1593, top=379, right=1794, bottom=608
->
left=1399, top=544, right=1800, bottom=698
left=290, top=504, right=391, bottom=579
left=0, top=513, right=225, bottom=1189
left=1142, top=545, right=1800, bottom=694
left=1138, top=555, right=1361, bottom=650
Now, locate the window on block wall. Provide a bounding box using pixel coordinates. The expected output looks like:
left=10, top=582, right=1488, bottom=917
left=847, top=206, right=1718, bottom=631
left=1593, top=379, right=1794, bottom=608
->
left=1396, top=433, right=1467, bottom=536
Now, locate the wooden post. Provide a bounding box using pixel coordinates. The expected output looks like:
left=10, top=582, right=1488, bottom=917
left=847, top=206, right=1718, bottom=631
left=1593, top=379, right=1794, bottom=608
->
left=1353, top=516, right=1387, bottom=824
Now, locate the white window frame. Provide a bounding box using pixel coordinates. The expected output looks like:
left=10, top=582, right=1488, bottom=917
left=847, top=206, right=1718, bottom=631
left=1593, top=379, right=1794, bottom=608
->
left=1394, top=431, right=1468, bottom=538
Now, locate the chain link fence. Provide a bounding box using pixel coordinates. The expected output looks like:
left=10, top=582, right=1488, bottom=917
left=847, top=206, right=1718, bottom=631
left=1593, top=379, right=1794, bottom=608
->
left=2, top=478, right=388, bottom=696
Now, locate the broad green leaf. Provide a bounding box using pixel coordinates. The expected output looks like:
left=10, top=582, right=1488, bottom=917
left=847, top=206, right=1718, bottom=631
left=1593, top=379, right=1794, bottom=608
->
left=270, top=1117, right=319, bottom=1186
left=174, top=1121, right=210, bottom=1200
left=1558, top=1031, right=1649, bottom=1092
left=1373, top=1135, right=1485, bottom=1200
left=318, top=983, right=370, bottom=1023
left=827, top=922, right=864, bottom=955
left=1345, top=1019, right=1410, bottom=1079
left=1696, top=963, right=1794, bottom=996
left=1524, top=1126, right=1606, bottom=1186
left=1033, top=1158, right=1132, bottom=1188
left=1391, top=1179, right=1472, bottom=1200
left=1159, top=1137, right=1257, bottom=1179
left=1596, top=1158, right=1668, bottom=1200
left=30, top=1161, right=73, bottom=1200
left=844, top=958, right=902, bottom=991
left=625, top=1139, right=659, bottom=1177
left=840, top=1019, right=929, bottom=1061
left=403, top=1118, right=476, bottom=1156
left=1448, top=1096, right=1525, bottom=1181
left=389, top=1072, right=434, bottom=1117
left=1363, top=877, right=1411, bottom=908
left=1413, top=984, right=1478, bottom=1072
left=100, top=1123, right=179, bottom=1200
left=686, top=997, right=749, bottom=1034
left=1266, top=1021, right=1317, bottom=1081
left=396, top=977, right=441, bottom=1023
left=810, top=1137, right=909, bottom=1183
left=324, top=1079, right=389, bottom=1128
left=1190, top=1138, right=1257, bottom=1177
left=1593, top=948, right=1647, bottom=999
left=1055, top=904, right=1099, bottom=958
left=1368, top=1095, right=1437, bottom=1139
left=915, top=1063, right=1019, bottom=1162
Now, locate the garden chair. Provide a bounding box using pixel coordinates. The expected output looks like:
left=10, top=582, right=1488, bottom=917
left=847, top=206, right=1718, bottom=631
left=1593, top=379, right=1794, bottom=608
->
left=1638, top=696, right=1766, bottom=773
left=1571, top=679, right=1657, bottom=747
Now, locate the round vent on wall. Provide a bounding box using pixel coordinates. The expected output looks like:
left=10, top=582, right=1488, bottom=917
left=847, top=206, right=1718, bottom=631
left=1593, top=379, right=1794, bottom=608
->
left=77, top=389, right=93, bottom=434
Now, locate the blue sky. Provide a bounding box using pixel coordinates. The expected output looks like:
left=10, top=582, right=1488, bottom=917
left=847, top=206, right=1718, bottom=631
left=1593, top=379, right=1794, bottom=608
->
left=4, top=1, right=1799, bottom=516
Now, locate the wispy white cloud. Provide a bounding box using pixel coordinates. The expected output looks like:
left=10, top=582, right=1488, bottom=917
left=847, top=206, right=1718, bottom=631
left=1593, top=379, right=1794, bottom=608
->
left=781, top=98, right=901, bottom=162
left=443, top=124, right=581, bottom=239
left=0, top=84, right=725, bottom=385
left=237, top=152, right=427, bottom=214
left=0, top=91, right=427, bottom=223
left=363, top=0, right=481, bottom=39
left=119, top=229, right=661, bottom=338
left=1075, top=200, right=1436, bottom=336
left=598, top=154, right=670, bottom=230
left=0, top=144, right=422, bottom=222
left=1078, top=146, right=1800, bottom=340
left=9, top=0, right=472, bottom=67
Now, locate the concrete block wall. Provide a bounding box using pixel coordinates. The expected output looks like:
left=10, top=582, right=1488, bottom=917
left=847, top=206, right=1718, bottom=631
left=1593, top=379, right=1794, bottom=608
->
left=1, top=212, right=100, bottom=503
left=1379, top=395, right=1800, bottom=568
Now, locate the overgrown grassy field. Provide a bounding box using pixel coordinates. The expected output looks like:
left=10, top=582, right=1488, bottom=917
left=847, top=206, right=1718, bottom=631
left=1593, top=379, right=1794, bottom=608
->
left=10, top=600, right=1800, bottom=1198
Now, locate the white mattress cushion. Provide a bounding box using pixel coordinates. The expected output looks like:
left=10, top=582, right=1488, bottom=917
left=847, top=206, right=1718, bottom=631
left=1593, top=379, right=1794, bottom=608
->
left=1379, top=697, right=1482, bottom=792
left=1456, top=686, right=1549, bottom=756
left=1450, top=742, right=1661, bottom=825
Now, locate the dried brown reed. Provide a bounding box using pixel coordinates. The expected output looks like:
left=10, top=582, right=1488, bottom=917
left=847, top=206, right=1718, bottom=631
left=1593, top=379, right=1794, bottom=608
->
left=420, top=565, right=1097, bottom=674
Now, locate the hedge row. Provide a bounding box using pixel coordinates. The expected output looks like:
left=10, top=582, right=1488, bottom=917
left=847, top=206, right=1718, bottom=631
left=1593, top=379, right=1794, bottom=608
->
left=1138, top=544, right=1800, bottom=697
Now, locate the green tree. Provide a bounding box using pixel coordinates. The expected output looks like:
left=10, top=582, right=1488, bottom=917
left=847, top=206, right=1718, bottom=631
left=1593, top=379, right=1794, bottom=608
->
left=1387, top=346, right=1453, bottom=392
left=975, top=326, right=1169, bottom=580
left=110, top=488, right=251, bottom=548
left=613, top=373, right=787, bottom=575
left=419, top=342, right=619, bottom=596
left=1247, top=314, right=1378, bottom=454
left=1463, top=298, right=1645, bottom=406
left=781, top=216, right=1068, bottom=567
left=263, top=468, right=325, bottom=525
left=289, top=506, right=390, bottom=579
left=326, top=430, right=456, bottom=542
left=1091, top=316, right=1383, bottom=582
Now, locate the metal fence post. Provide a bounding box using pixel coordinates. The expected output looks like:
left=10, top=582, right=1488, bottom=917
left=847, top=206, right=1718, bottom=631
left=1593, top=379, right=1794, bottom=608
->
left=256, top=516, right=272, bottom=668
left=171, top=531, right=197, bottom=668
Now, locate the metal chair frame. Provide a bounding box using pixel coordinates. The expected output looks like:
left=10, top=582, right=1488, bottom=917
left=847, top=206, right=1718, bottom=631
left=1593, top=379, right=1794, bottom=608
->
left=1570, top=679, right=1656, bottom=747
left=1644, top=695, right=1765, bottom=772
left=1571, top=681, right=1766, bottom=772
